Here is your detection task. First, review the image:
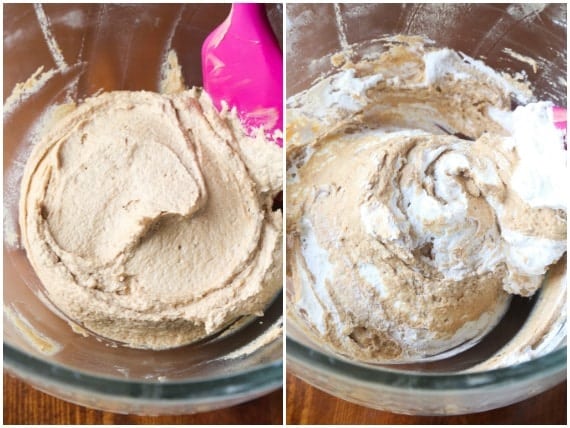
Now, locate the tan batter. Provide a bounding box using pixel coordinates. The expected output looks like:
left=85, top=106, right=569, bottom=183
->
left=287, top=38, right=566, bottom=363
left=20, top=89, right=282, bottom=349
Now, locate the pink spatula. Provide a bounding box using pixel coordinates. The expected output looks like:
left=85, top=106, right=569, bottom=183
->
left=201, top=3, right=283, bottom=146
left=552, top=106, right=567, bottom=147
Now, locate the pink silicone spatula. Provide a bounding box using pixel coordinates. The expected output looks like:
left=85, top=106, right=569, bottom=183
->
left=552, top=106, right=567, bottom=147
left=552, top=106, right=566, bottom=130
left=201, top=3, right=283, bottom=146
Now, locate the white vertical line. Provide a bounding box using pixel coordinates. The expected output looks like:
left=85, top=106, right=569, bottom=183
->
left=33, top=3, right=68, bottom=71
left=165, top=4, right=185, bottom=53
left=333, top=3, right=349, bottom=50
left=281, top=1, right=288, bottom=424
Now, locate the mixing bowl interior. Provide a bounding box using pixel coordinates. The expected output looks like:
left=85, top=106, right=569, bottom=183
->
left=285, top=2, right=566, bottom=415
left=4, top=3, right=283, bottom=414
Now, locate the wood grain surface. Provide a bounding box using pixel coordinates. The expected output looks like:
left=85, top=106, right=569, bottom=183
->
left=287, top=372, right=567, bottom=424
left=3, top=372, right=282, bottom=425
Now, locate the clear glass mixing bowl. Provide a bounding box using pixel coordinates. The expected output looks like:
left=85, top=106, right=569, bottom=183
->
left=3, top=3, right=283, bottom=415
left=286, top=3, right=566, bottom=415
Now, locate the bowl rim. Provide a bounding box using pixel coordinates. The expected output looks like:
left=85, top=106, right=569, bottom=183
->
left=286, top=336, right=566, bottom=391
left=3, top=341, right=283, bottom=401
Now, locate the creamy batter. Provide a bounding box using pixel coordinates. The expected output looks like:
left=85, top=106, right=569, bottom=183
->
left=20, top=89, right=282, bottom=349
left=287, top=38, right=566, bottom=363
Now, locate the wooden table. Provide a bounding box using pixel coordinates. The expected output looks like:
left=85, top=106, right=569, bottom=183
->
left=287, top=373, right=566, bottom=424
left=3, top=373, right=282, bottom=424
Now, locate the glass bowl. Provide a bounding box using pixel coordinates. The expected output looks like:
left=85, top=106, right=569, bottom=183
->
left=4, top=3, right=283, bottom=415
left=286, top=3, right=566, bottom=415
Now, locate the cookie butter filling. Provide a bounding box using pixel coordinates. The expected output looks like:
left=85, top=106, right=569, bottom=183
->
left=286, top=38, right=566, bottom=363
left=20, top=89, right=282, bottom=349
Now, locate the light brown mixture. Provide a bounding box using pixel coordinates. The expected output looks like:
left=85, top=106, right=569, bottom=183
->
left=20, top=89, right=282, bottom=349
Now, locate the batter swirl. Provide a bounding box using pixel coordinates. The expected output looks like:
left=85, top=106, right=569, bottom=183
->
left=20, top=89, right=282, bottom=349
left=286, top=38, right=566, bottom=362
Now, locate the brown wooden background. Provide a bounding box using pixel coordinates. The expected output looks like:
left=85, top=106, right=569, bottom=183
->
left=287, top=373, right=567, bottom=424
left=3, top=372, right=283, bottom=425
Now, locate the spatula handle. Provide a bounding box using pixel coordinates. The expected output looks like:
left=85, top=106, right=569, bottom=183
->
left=229, top=4, right=272, bottom=39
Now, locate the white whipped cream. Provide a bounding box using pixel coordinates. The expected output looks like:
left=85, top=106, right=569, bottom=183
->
left=492, top=102, right=567, bottom=210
